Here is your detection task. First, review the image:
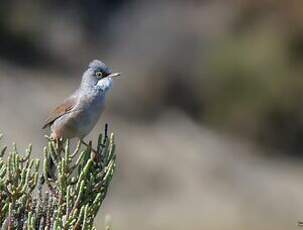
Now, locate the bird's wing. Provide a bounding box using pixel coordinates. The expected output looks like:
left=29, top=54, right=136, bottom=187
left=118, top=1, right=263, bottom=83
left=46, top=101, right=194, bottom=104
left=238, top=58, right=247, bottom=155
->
left=42, top=96, right=77, bottom=129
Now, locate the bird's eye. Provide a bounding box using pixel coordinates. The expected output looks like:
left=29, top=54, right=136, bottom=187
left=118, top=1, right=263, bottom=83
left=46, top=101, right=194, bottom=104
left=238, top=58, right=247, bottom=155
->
left=96, top=71, right=103, bottom=78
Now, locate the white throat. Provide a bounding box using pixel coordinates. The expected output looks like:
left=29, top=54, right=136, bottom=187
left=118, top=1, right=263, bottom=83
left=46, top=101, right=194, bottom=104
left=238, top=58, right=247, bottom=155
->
left=96, top=77, right=113, bottom=92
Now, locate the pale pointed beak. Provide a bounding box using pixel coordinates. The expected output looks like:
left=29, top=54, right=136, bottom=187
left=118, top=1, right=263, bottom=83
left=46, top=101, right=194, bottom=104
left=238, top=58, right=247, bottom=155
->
left=108, top=72, right=121, bottom=78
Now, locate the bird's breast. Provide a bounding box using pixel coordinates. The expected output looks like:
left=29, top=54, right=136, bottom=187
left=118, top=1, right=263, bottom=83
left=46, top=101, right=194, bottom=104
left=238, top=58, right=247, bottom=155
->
left=80, top=93, right=106, bottom=119
left=72, top=92, right=106, bottom=136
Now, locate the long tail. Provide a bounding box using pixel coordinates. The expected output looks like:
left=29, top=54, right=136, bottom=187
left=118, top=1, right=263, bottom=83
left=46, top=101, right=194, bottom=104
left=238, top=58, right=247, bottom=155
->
left=47, top=139, right=63, bottom=180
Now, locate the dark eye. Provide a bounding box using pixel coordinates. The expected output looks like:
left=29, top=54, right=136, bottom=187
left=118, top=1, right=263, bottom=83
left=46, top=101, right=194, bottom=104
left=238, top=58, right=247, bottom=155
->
left=96, top=71, right=103, bottom=78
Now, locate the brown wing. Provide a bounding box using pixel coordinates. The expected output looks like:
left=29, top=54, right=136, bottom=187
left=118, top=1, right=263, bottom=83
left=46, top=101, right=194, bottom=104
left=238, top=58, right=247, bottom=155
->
left=42, top=97, right=77, bottom=129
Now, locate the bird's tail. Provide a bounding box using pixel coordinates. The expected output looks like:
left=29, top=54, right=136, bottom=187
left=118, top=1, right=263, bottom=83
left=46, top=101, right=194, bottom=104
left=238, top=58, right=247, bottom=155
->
left=46, top=139, right=64, bottom=180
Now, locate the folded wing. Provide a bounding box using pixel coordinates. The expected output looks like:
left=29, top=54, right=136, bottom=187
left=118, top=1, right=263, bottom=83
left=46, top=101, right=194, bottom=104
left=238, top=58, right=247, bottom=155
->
left=42, top=97, right=77, bottom=129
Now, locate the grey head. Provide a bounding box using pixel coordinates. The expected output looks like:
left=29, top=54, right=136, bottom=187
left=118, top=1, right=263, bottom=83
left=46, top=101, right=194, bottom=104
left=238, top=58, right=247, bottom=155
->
left=80, top=59, right=121, bottom=91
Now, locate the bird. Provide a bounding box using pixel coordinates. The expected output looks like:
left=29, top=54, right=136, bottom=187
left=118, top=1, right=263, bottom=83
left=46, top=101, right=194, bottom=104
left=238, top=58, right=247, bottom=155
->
left=43, top=59, right=120, bottom=144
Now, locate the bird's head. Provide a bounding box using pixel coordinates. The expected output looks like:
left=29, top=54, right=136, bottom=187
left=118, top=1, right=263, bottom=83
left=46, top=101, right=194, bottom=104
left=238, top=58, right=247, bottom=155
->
left=81, top=59, right=120, bottom=92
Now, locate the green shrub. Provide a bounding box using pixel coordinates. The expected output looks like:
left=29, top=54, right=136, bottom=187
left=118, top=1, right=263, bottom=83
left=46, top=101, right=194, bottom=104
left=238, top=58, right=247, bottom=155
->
left=0, top=125, right=116, bottom=229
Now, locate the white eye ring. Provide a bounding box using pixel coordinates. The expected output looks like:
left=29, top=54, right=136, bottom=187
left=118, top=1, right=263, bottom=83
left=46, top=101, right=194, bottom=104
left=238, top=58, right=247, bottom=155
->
left=96, top=71, right=103, bottom=78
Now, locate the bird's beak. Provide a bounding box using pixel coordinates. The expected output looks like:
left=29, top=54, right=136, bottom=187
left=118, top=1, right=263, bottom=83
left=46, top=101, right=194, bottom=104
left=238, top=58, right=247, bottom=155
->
left=108, top=72, right=121, bottom=78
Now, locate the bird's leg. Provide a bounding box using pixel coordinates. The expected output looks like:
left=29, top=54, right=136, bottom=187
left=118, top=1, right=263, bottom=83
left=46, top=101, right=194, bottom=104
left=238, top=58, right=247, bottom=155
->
left=80, top=139, right=100, bottom=162
left=80, top=139, right=98, bottom=154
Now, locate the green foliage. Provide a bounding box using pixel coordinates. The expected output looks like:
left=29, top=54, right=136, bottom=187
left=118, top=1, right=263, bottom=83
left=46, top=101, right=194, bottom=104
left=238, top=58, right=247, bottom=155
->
left=0, top=125, right=116, bottom=229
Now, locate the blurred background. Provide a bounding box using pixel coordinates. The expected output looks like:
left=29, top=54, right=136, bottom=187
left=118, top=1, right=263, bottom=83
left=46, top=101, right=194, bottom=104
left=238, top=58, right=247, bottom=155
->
left=0, top=0, right=303, bottom=229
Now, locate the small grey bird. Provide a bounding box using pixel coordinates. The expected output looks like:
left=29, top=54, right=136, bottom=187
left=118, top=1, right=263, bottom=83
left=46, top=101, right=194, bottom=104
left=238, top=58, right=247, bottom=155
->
left=43, top=60, right=120, bottom=140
